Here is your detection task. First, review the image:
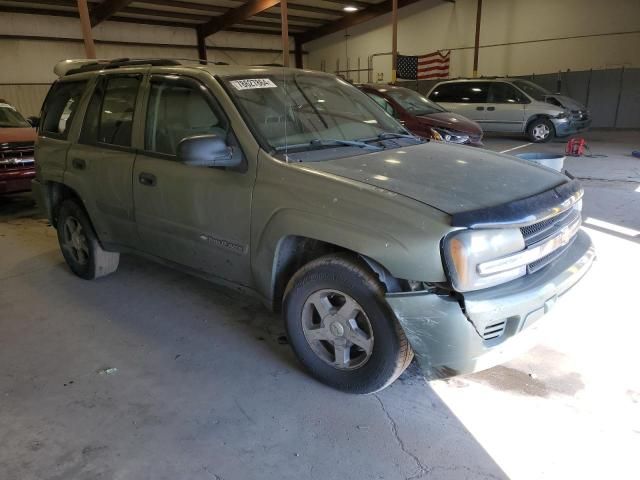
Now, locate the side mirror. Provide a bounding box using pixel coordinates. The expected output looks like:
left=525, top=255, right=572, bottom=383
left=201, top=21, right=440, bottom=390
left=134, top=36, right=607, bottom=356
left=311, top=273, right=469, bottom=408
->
left=27, top=116, right=40, bottom=128
left=177, top=134, right=241, bottom=168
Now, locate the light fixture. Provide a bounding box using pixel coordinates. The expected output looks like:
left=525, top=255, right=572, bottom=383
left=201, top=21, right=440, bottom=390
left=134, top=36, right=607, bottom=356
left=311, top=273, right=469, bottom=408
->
left=343, top=6, right=358, bottom=12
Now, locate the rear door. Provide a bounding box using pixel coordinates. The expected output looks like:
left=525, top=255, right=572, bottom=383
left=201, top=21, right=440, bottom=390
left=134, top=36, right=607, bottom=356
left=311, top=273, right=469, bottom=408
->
left=484, top=82, right=528, bottom=132
left=64, top=73, right=143, bottom=248
left=428, top=82, right=489, bottom=123
left=133, top=74, right=254, bottom=285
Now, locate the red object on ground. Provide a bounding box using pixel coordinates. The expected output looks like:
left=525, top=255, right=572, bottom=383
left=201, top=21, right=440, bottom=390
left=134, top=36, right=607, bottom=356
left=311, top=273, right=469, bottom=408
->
left=566, top=137, right=587, bottom=157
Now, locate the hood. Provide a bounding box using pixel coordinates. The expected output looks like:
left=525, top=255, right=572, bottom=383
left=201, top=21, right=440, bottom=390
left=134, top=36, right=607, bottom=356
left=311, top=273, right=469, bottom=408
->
left=305, top=142, right=566, bottom=215
left=545, top=94, right=586, bottom=111
left=417, top=112, right=482, bottom=136
left=0, top=127, right=36, bottom=144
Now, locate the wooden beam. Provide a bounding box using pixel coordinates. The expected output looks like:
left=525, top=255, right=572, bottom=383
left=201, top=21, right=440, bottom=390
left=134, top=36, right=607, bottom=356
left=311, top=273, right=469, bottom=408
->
left=391, top=0, right=397, bottom=83
left=281, top=0, right=289, bottom=67
left=258, top=12, right=325, bottom=24
left=198, top=0, right=281, bottom=38
left=298, top=0, right=423, bottom=44
left=196, top=31, right=208, bottom=64
left=77, top=0, right=96, bottom=58
left=316, top=0, right=371, bottom=9
left=139, top=0, right=228, bottom=14
left=472, top=0, right=482, bottom=77
left=287, top=3, right=344, bottom=16
left=294, top=37, right=303, bottom=68
left=90, top=0, right=135, bottom=26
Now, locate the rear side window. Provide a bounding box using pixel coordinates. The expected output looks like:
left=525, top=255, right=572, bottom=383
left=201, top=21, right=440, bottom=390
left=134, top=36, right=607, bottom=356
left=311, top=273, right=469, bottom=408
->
left=488, top=82, right=528, bottom=104
left=41, top=81, right=88, bottom=138
left=81, top=75, right=142, bottom=148
left=144, top=76, right=227, bottom=156
left=429, top=82, right=488, bottom=103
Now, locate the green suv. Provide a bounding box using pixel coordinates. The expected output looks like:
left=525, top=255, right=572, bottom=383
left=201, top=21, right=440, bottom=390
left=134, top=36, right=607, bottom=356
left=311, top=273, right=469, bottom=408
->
left=32, top=59, right=594, bottom=393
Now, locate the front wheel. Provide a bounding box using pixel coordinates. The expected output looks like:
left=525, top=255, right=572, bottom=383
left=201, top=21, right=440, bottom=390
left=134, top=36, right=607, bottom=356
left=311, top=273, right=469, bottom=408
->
left=283, top=254, right=413, bottom=394
left=527, top=118, right=555, bottom=143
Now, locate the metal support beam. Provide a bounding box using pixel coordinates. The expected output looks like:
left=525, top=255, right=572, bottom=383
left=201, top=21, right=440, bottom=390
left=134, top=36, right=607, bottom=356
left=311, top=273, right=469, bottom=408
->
left=198, top=0, right=281, bottom=38
left=472, top=0, right=482, bottom=77
left=281, top=0, right=290, bottom=67
left=294, top=37, right=303, bottom=68
left=298, top=0, right=422, bottom=44
left=196, top=32, right=208, bottom=64
left=90, top=0, right=134, bottom=27
left=391, top=0, right=398, bottom=83
left=76, top=0, right=96, bottom=58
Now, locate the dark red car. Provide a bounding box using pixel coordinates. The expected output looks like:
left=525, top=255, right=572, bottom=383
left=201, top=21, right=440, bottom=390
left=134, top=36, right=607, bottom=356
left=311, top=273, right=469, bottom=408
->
left=0, top=101, right=36, bottom=195
left=358, top=84, right=483, bottom=146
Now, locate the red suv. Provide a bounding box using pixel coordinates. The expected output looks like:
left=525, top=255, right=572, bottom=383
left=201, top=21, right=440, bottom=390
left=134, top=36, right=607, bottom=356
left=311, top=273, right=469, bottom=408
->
left=0, top=101, right=36, bottom=194
left=358, top=84, right=483, bottom=146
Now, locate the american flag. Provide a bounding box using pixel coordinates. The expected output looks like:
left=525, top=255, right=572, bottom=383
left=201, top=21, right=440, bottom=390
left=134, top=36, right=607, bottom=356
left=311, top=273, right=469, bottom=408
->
left=396, top=51, right=450, bottom=80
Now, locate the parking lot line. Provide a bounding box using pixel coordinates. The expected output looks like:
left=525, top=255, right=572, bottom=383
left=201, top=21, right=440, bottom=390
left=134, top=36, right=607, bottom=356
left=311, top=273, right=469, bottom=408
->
left=500, top=143, right=533, bottom=154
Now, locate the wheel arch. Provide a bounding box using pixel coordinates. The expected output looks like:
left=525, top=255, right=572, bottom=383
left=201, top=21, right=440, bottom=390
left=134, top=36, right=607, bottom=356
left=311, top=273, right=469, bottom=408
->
left=43, top=181, right=84, bottom=228
left=525, top=114, right=555, bottom=132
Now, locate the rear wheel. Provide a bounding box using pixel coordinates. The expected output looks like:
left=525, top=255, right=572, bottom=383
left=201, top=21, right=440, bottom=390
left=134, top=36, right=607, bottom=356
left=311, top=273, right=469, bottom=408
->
left=56, top=199, right=119, bottom=280
left=283, top=254, right=413, bottom=394
left=527, top=118, right=555, bottom=143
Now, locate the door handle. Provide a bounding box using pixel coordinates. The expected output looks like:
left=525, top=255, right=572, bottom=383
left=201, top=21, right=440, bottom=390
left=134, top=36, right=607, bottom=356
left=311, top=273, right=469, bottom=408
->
left=138, top=172, right=157, bottom=187
left=71, top=158, right=86, bottom=170
left=476, top=106, right=485, bottom=111
left=487, top=106, right=496, bottom=111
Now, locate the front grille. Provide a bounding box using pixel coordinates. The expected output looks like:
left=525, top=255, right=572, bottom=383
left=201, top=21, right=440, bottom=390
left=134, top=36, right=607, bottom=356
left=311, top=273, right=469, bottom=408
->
left=520, top=207, right=580, bottom=246
left=0, top=141, right=35, bottom=170
left=483, top=320, right=506, bottom=340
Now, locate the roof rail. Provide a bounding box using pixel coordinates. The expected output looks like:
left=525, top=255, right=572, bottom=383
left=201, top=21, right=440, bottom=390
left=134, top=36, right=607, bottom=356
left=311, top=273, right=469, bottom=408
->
left=54, top=58, right=181, bottom=77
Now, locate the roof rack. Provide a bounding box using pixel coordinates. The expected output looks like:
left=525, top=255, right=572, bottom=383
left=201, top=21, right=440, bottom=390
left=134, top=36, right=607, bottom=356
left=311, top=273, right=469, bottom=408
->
left=54, top=58, right=181, bottom=77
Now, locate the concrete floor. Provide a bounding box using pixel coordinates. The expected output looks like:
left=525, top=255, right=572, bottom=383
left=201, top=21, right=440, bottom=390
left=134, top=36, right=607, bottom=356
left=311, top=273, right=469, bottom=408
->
left=1, top=130, right=639, bottom=480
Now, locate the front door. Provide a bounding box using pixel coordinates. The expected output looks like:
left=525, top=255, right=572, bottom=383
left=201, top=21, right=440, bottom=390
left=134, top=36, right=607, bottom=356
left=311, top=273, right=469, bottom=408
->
left=483, top=82, right=527, bottom=133
left=64, top=74, right=142, bottom=247
left=133, top=74, right=255, bottom=285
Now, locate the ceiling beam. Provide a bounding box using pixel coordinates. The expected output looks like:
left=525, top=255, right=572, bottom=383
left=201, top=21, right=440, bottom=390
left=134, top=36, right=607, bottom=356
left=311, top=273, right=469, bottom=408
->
left=90, top=0, right=135, bottom=26
left=283, top=3, right=343, bottom=16
left=242, top=20, right=305, bottom=32
left=257, top=12, right=325, bottom=24
left=316, top=0, right=372, bottom=9
left=298, top=0, right=423, bottom=44
left=197, top=0, right=282, bottom=38
left=138, top=0, right=228, bottom=14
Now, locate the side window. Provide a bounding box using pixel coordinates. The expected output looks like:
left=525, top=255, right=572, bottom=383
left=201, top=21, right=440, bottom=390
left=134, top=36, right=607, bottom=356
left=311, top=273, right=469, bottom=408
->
left=145, top=77, right=228, bottom=156
left=41, top=81, right=88, bottom=138
left=366, top=92, right=396, bottom=117
left=81, top=75, right=141, bottom=147
left=429, top=82, right=488, bottom=103
left=488, top=82, right=528, bottom=104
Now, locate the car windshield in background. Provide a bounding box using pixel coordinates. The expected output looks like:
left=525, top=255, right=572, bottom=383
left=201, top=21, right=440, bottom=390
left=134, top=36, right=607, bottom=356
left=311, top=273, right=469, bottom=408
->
left=385, top=88, right=445, bottom=115
left=512, top=80, right=551, bottom=101
left=222, top=73, right=409, bottom=153
left=0, top=105, right=30, bottom=128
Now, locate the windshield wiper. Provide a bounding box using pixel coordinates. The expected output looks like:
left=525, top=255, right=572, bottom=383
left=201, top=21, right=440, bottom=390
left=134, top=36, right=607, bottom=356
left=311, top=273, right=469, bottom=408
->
left=375, top=132, right=422, bottom=141
left=275, top=138, right=383, bottom=152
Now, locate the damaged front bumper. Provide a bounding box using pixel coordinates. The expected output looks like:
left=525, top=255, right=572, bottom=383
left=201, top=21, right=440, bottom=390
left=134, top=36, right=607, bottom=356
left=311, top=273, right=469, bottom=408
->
left=387, top=229, right=595, bottom=380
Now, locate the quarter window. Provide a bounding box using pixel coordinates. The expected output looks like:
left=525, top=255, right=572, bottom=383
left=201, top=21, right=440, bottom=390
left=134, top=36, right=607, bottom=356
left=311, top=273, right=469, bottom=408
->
left=145, top=77, right=227, bottom=156
left=81, top=75, right=142, bottom=148
left=429, top=82, right=488, bottom=103
left=41, top=81, right=88, bottom=138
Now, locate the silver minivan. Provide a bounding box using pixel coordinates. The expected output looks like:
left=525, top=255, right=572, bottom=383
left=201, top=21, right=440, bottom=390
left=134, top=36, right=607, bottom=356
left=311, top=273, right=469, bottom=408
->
left=428, top=78, right=591, bottom=142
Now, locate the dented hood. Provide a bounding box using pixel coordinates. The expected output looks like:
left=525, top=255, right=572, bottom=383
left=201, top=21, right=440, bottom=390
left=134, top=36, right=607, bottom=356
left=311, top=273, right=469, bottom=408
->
left=545, top=94, right=586, bottom=111
left=306, top=142, right=566, bottom=215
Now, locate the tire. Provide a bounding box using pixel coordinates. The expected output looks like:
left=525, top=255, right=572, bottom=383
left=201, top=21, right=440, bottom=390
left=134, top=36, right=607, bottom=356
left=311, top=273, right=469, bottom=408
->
left=527, top=118, right=555, bottom=143
left=56, top=199, right=119, bottom=280
left=283, top=254, right=413, bottom=394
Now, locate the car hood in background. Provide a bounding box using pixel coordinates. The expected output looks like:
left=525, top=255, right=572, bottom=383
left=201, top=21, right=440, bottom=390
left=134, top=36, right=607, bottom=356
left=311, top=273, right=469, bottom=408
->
left=545, top=94, right=586, bottom=111
left=305, top=142, right=566, bottom=215
left=418, top=112, right=482, bottom=136
left=0, top=127, right=37, bottom=144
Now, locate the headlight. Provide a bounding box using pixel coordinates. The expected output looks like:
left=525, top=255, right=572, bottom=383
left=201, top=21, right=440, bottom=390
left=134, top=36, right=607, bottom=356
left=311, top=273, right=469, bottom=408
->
left=433, top=128, right=469, bottom=144
left=443, top=228, right=525, bottom=292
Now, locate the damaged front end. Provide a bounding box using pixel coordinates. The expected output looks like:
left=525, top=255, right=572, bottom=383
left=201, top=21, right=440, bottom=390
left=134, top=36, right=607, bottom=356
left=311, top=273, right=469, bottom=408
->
left=387, top=180, right=596, bottom=380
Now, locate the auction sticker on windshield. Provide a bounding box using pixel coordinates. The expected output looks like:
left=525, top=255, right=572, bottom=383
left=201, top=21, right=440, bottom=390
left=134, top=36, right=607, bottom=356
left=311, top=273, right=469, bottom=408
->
left=230, top=79, right=277, bottom=90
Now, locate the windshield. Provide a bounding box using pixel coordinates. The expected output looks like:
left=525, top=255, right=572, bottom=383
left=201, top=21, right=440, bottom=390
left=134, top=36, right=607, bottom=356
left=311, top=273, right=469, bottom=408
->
left=384, top=87, right=445, bottom=115
left=222, top=72, right=408, bottom=152
left=0, top=104, right=30, bottom=128
left=512, top=80, right=551, bottom=101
